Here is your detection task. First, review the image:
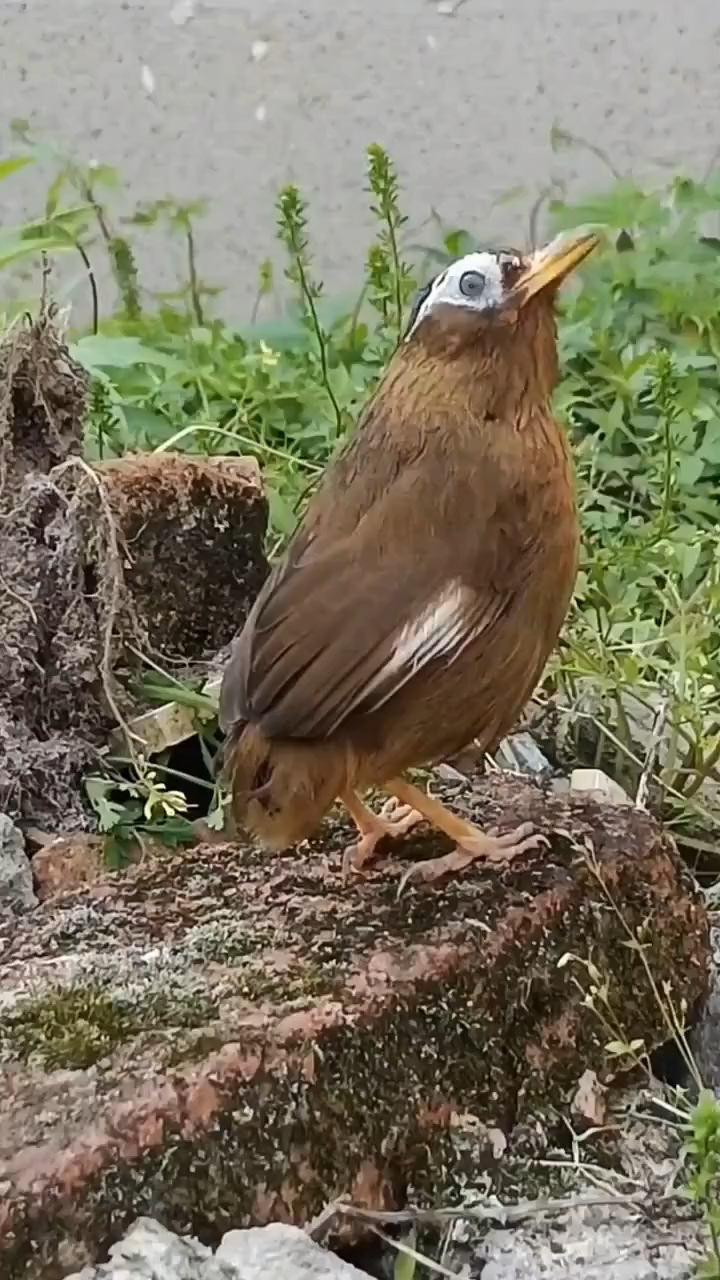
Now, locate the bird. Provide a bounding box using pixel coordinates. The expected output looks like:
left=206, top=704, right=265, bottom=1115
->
left=218, top=228, right=600, bottom=884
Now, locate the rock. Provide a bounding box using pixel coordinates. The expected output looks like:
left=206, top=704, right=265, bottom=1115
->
left=0, top=316, right=97, bottom=831
left=64, top=1218, right=222, bottom=1280
left=0, top=774, right=709, bottom=1280
left=0, top=311, right=86, bottom=495
left=64, top=1218, right=371, bottom=1280
left=218, top=1223, right=370, bottom=1278
left=472, top=1203, right=702, bottom=1279
left=0, top=315, right=269, bottom=831
left=493, top=732, right=553, bottom=777
left=0, top=814, right=36, bottom=911
left=31, top=833, right=105, bottom=901
left=93, top=453, right=268, bottom=663
left=569, top=768, right=633, bottom=806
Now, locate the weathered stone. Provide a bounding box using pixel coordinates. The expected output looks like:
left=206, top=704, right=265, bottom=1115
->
left=0, top=317, right=97, bottom=831
left=0, top=317, right=269, bottom=832
left=217, top=1223, right=371, bottom=1279
left=569, top=768, right=634, bottom=806
left=0, top=774, right=709, bottom=1280
left=472, top=1203, right=702, bottom=1279
left=0, top=814, right=36, bottom=911
left=93, top=453, right=268, bottom=663
left=31, top=833, right=105, bottom=901
left=65, top=1218, right=371, bottom=1280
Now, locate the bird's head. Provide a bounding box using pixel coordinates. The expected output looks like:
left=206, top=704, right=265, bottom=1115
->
left=404, top=229, right=600, bottom=354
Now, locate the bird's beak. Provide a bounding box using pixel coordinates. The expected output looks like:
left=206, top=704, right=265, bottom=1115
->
left=509, top=229, right=601, bottom=306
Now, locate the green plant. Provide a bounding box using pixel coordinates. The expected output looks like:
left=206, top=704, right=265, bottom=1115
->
left=685, top=1090, right=720, bottom=1277
left=84, top=763, right=196, bottom=868
left=4, top=135, right=720, bottom=847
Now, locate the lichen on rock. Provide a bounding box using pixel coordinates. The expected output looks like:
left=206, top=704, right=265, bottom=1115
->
left=0, top=773, right=710, bottom=1280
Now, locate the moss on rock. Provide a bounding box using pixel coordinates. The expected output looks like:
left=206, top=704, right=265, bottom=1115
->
left=0, top=774, right=710, bottom=1280
left=1, top=985, right=219, bottom=1070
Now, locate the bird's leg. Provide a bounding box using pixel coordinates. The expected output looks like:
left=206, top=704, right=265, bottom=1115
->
left=386, top=776, right=547, bottom=886
left=340, top=790, right=425, bottom=875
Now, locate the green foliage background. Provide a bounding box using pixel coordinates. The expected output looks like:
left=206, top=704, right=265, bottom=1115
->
left=3, top=127, right=720, bottom=843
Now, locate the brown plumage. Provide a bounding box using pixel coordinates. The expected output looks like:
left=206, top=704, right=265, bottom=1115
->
left=219, top=230, right=600, bottom=882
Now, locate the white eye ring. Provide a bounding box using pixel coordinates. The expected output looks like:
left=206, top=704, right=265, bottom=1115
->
left=458, top=270, right=486, bottom=299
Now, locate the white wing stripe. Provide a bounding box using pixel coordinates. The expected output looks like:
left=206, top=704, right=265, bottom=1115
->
left=390, top=582, right=474, bottom=673
left=339, top=581, right=481, bottom=723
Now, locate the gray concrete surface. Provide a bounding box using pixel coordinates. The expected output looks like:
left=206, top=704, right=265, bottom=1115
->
left=1, top=0, right=719, bottom=320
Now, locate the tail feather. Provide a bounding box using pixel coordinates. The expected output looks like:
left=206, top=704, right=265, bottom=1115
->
left=223, top=722, right=349, bottom=849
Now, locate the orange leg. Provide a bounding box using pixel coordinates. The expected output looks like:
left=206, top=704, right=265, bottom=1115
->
left=385, top=776, right=547, bottom=888
left=339, top=790, right=425, bottom=875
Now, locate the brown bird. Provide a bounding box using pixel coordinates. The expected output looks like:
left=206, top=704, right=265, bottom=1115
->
left=219, top=228, right=599, bottom=882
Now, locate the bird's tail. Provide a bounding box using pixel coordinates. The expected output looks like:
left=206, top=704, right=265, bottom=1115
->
left=222, top=722, right=349, bottom=850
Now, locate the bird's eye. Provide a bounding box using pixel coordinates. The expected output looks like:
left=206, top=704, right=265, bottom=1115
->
left=459, top=270, right=486, bottom=299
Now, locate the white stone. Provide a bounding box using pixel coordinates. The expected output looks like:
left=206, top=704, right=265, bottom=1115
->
left=64, top=1217, right=370, bottom=1280
left=570, top=767, right=633, bottom=806
left=477, top=1206, right=701, bottom=1279
left=218, top=1223, right=370, bottom=1278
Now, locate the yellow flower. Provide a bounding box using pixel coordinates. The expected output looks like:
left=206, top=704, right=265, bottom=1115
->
left=258, top=340, right=279, bottom=368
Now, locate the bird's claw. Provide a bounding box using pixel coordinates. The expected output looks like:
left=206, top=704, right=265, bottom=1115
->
left=482, top=822, right=550, bottom=862
left=396, top=821, right=548, bottom=896
left=342, top=801, right=425, bottom=879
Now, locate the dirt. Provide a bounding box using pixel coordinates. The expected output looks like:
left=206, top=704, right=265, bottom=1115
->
left=94, top=453, right=268, bottom=662
left=0, top=311, right=103, bottom=830
left=0, top=312, right=268, bottom=837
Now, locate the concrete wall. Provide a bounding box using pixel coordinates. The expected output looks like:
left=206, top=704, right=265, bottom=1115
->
left=1, top=0, right=718, bottom=319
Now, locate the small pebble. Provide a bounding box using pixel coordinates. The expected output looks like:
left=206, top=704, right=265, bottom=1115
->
left=169, top=0, right=195, bottom=26
left=251, top=39, right=270, bottom=63
left=140, top=64, right=156, bottom=96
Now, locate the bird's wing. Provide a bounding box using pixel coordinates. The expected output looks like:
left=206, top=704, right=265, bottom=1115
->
left=219, top=473, right=531, bottom=741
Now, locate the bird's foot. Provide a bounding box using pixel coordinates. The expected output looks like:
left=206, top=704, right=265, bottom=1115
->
left=398, top=821, right=548, bottom=891
left=342, top=798, right=425, bottom=877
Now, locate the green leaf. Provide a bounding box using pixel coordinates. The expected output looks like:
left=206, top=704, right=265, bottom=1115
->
left=605, top=1039, right=633, bottom=1056
left=676, top=453, right=705, bottom=488
left=139, top=817, right=196, bottom=845
left=70, top=335, right=182, bottom=373
left=0, top=156, right=32, bottom=182
left=103, top=830, right=137, bottom=870
left=85, top=777, right=128, bottom=833
left=266, top=485, right=299, bottom=537
left=698, top=418, right=720, bottom=464
left=20, top=204, right=94, bottom=239
left=0, top=233, right=77, bottom=270
left=677, top=540, right=702, bottom=581
left=392, top=1230, right=418, bottom=1280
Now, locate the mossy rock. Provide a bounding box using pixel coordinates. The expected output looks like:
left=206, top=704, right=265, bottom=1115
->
left=0, top=773, right=710, bottom=1280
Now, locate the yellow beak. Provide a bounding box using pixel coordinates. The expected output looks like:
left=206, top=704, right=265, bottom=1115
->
left=510, top=229, right=601, bottom=305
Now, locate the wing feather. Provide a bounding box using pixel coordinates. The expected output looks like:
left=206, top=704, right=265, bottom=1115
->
left=219, top=428, right=537, bottom=742
left=220, top=529, right=515, bottom=741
